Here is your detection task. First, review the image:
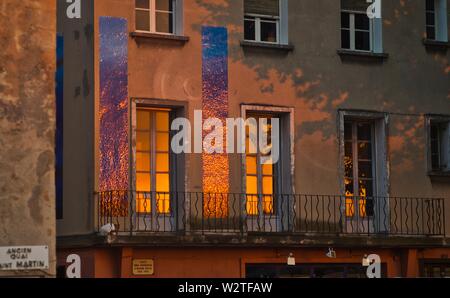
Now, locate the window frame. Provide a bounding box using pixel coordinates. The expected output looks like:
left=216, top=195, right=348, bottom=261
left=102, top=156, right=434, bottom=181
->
left=426, top=115, right=450, bottom=175
left=135, top=107, right=172, bottom=214
left=241, top=105, right=295, bottom=220
left=341, top=9, right=373, bottom=52
left=425, top=0, right=449, bottom=42
left=135, top=0, right=178, bottom=35
left=244, top=13, right=280, bottom=44
left=243, top=0, right=289, bottom=45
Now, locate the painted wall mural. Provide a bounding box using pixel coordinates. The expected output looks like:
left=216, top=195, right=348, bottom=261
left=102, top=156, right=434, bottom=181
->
left=99, top=17, right=129, bottom=216
left=201, top=26, right=230, bottom=217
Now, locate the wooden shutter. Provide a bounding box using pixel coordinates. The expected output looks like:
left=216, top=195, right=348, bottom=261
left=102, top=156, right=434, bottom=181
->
left=244, top=0, right=280, bottom=16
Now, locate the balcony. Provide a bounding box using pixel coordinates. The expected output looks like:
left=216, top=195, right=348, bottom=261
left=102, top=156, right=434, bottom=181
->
left=94, top=191, right=446, bottom=246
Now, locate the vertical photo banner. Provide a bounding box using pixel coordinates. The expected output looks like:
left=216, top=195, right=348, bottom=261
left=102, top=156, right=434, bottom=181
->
left=99, top=17, right=129, bottom=215
left=202, top=26, right=230, bottom=217
left=55, top=34, right=64, bottom=220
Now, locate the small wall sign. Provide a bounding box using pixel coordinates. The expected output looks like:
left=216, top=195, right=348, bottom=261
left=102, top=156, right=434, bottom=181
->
left=0, top=246, right=49, bottom=271
left=132, top=259, right=154, bottom=276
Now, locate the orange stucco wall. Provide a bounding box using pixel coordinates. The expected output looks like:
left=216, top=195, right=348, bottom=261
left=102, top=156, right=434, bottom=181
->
left=57, top=246, right=450, bottom=278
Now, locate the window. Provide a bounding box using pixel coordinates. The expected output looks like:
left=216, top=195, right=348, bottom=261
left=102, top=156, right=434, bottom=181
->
left=344, top=120, right=376, bottom=217
left=421, top=260, right=450, bottom=278
left=245, top=114, right=278, bottom=216
left=428, top=118, right=450, bottom=173
left=426, top=0, right=437, bottom=40
left=426, top=0, right=448, bottom=42
left=136, top=108, right=171, bottom=214
left=135, top=0, right=180, bottom=34
left=244, top=0, right=288, bottom=44
left=340, top=0, right=383, bottom=53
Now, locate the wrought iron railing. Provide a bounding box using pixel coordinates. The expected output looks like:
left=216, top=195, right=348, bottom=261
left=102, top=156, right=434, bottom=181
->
left=96, top=191, right=446, bottom=237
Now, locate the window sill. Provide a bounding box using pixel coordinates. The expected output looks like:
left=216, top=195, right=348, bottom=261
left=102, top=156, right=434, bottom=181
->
left=240, top=40, right=294, bottom=52
left=130, top=32, right=189, bottom=43
left=422, top=39, right=449, bottom=50
left=428, top=171, right=450, bottom=177
left=337, top=49, right=389, bottom=60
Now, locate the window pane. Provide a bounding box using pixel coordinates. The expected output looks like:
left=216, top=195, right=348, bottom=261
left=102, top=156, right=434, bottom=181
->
left=341, top=29, right=350, bottom=49
left=358, top=161, right=373, bottom=178
left=136, top=10, right=150, bottom=31
left=246, top=176, right=258, bottom=194
left=427, top=26, right=436, bottom=40
left=262, top=163, right=273, bottom=175
left=355, top=31, right=370, bottom=51
left=156, top=11, right=174, bottom=33
left=344, top=122, right=352, bottom=140
left=136, top=152, right=150, bottom=172
left=358, top=141, right=372, bottom=160
left=156, top=173, right=170, bottom=192
left=156, top=111, right=170, bottom=131
left=261, top=21, right=277, bottom=42
left=344, top=143, right=353, bottom=178
left=426, top=12, right=435, bottom=26
left=136, top=0, right=150, bottom=9
left=426, top=0, right=435, bottom=11
left=156, top=0, right=173, bottom=11
left=357, top=123, right=372, bottom=141
left=156, top=193, right=170, bottom=214
left=263, top=195, right=274, bottom=214
left=244, top=19, right=256, bottom=40
left=354, top=14, right=369, bottom=30
left=137, top=173, right=151, bottom=192
left=345, top=178, right=354, bottom=196
left=262, top=177, right=273, bottom=195
left=136, top=193, right=151, bottom=213
left=246, top=195, right=258, bottom=216
left=341, top=12, right=350, bottom=28
left=156, top=132, right=169, bottom=151
left=246, top=156, right=257, bottom=174
left=359, top=179, right=373, bottom=197
left=137, top=132, right=150, bottom=151
left=156, top=153, right=169, bottom=172
left=137, top=110, right=150, bottom=130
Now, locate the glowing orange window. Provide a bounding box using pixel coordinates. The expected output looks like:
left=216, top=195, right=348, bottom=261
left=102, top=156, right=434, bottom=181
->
left=245, top=114, right=277, bottom=216
left=344, top=120, right=375, bottom=218
left=136, top=108, right=171, bottom=214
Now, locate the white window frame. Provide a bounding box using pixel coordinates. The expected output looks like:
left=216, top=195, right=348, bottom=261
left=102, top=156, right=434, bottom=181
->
left=426, top=116, right=450, bottom=174
left=341, top=10, right=373, bottom=52
left=243, top=0, right=289, bottom=45
left=244, top=13, right=280, bottom=44
left=135, top=0, right=183, bottom=35
left=426, top=0, right=448, bottom=42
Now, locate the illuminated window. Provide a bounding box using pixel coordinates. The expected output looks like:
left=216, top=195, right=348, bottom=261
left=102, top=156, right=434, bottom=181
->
left=136, top=108, right=171, bottom=214
left=344, top=120, right=375, bottom=218
left=245, top=114, right=278, bottom=216
left=135, top=0, right=179, bottom=34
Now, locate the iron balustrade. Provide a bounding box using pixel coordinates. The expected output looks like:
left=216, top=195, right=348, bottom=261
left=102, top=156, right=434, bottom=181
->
left=96, top=191, right=446, bottom=237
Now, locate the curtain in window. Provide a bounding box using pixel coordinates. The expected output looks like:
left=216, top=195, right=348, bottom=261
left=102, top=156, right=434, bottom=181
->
left=244, top=0, right=280, bottom=16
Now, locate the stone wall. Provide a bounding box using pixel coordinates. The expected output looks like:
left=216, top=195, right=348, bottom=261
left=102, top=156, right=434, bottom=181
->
left=0, top=0, right=56, bottom=277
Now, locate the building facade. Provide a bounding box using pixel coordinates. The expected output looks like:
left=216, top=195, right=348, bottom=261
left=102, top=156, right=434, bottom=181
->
left=57, top=0, right=450, bottom=278
left=0, top=0, right=56, bottom=277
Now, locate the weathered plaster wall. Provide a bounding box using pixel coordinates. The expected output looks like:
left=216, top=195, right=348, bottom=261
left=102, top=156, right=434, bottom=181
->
left=0, top=0, right=56, bottom=276
left=86, top=0, right=450, bottom=236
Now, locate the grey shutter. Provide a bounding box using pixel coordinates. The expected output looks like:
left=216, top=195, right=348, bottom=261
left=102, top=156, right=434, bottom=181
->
left=341, top=0, right=368, bottom=11
left=244, top=0, right=280, bottom=16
